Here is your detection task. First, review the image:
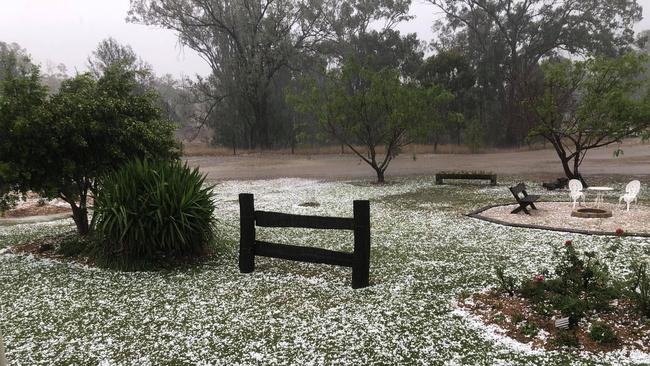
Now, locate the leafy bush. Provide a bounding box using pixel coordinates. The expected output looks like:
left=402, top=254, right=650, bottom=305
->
left=629, top=262, right=650, bottom=317
left=94, top=159, right=215, bottom=268
left=521, top=322, right=539, bottom=338
left=589, top=322, right=617, bottom=344
left=495, top=266, right=518, bottom=296
left=553, top=329, right=579, bottom=348
left=497, top=241, right=619, bottom=327
left=57, top=235, right=94, bottom=257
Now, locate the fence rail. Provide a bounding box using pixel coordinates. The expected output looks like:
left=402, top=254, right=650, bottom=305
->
left=238, top=193, right=370, bottom=288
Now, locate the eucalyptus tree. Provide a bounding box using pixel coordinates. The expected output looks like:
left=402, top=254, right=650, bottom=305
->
left=290, top=61, right=451, bottom=183
left=88, top=37, right=152, bottom=78
left=128, top=0, right=339, bottom=149
left=526, top=53, right=650, bottom=186
left=428, top=0, right=643, bottom=146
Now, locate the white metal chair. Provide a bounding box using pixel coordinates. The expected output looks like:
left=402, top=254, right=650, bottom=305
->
left=619, top=180, right=641, bottom=211
left=568, top=179, right=585, bottom=209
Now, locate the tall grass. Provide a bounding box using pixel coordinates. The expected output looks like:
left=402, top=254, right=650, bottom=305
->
left=93, top=159, right=216, bottom=269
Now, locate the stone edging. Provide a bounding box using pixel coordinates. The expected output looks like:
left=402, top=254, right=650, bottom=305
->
left=466, top=201, right=650, bottom=238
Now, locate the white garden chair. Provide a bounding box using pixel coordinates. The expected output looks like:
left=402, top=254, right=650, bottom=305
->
left=619, top=180, right=641, bottom=211
left=568, top=179, right=585, bottom=209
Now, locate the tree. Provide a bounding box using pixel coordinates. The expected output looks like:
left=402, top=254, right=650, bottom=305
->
left=128, top=0, right=337, bottom=149
left=88, top=37, right=151, bottom=78
left=0, top=41, right=34, bottom=83
left=290, top=61, right=449, bottom=183
left=428, top=0, right=643, bottom=146
left=526, top=52, right=650, bottom=186
left=417, top=50, right=476, bottom=147
left=0, top=63, right=179, bottom=234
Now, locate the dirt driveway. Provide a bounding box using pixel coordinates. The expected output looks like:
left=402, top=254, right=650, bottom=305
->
left=186, top=140, right=650, bottom=181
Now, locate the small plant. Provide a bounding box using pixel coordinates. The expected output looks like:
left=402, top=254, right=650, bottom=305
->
left=0, top=192, right=19, bottom=216
left=493, top=314, right=506, bottom=324
left=511, top=312, right=524, bottom=324
left=589, top=322, right=617, bottom=344
left=57, top=235, right=93, bottom=257
left=495, top=266, right=518, bottom=296
left=521, top=321, right=539, bottom=337
left=553, top=329, right=579, bottom=348
left=629, top=261, right=650, bottom=317
left=94, top=159, right=216, bottom=269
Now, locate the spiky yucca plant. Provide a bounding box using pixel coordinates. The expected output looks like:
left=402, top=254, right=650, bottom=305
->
left=94, top=159, right=215, bottom=268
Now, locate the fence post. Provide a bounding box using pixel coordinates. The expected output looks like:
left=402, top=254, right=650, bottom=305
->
left=352, top=200, right=370, bottom=289
left=239, top=193, right=256, bottom=273
left=0, top=333, right=6, bottom=366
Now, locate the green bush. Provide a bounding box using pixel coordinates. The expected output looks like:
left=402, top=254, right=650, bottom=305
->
left=521, top=322, right=539, bottom=338
left=495, top=266, right=518, bottom=296
left=94, top=159, right=215, bottom=268
left=553, top=329, right=579, bottom=348
left=57, top=235, right=93, bottom=257
left=589, top=322, right=617, bottom=344
left=629, top=262, right=650, bottom=317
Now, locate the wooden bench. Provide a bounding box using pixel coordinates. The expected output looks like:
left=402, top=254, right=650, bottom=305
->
left=509, top=183, right=540, bottom=215
left=435, top=172, right=497, bottom=186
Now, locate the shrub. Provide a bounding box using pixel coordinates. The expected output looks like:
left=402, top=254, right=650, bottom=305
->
left=629, top=262, right=650, bottom=317
left=94, top=159, right=215, bottom=268
left=57, top=235, right=94, bottom=257
left=589, top=322, right=617, bottom=344
left=554, top=329, right=579, bottom=348
left=521, top=321, right=539, bottom=338
left=495, top=266, right=518, bottom=296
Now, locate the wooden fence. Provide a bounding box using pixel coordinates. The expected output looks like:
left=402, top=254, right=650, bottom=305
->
left=238, top=193, right=370, bottom=289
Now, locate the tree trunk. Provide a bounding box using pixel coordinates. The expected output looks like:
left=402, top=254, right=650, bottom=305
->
left=375, top=169, right=385, bottom=183
left=71, top=206, right=90, bottom=235
left=558, top=155, right=588, bottom=187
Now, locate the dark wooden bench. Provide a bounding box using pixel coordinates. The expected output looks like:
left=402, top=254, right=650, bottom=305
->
left=435, top=172, right=497, bottom=186
left=509, top=183, right=540, bottom=215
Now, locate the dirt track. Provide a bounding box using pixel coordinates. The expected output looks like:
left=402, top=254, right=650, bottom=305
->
left=186, top=140, right=650, bottom=181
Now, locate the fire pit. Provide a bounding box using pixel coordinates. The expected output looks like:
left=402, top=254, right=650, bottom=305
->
left=571, top=208, right=613, bottom=219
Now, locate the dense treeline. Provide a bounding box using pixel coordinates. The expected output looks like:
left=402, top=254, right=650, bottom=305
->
left=2, top=0, right=650, bottom=184
left=126, top=0, right=648, bottom=152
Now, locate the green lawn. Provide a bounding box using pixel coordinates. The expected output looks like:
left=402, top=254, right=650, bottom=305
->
left=1, top=176, right=649, bottom=365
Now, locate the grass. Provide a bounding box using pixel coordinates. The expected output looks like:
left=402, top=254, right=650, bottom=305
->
left=0, top=176, right=649, bottom=365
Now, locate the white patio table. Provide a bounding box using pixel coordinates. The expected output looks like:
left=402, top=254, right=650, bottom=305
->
left=585, top=186, right=614, bottom=208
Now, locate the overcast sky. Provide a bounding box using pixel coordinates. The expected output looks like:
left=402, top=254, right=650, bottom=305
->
left=2, top=0, right=650, bottom=79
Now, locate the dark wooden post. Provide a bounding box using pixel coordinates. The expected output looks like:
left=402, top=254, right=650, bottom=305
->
left=352, top=200, right=370, bottom=289
left=239, top=193, right=256, bottom=273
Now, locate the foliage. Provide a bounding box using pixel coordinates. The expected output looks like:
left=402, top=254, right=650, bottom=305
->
left=527, top=53, right=650, bottom=186
left=589, top=322, right=617, bottom=344
left=0, top=60, right=180, bottom=235
left=57, top=234, right=95, bottom=258
left=289, top=61, right=451, bottom=182
left=87, top=37, right=151, bottom=79
left=93, top=159, right=216, bottom=269
left=553, top=329, right=580, bottom=348
left=429, top=0, right=643, bottom=146
left=417, top=50, right=476, bottom=147
left=495, top=266, right=518, bottom=296
left=628, top=261, right=650, bottom=317
left=499, top=241, right=620, bottom=326
left=521, top=321, right=539, bottom=338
